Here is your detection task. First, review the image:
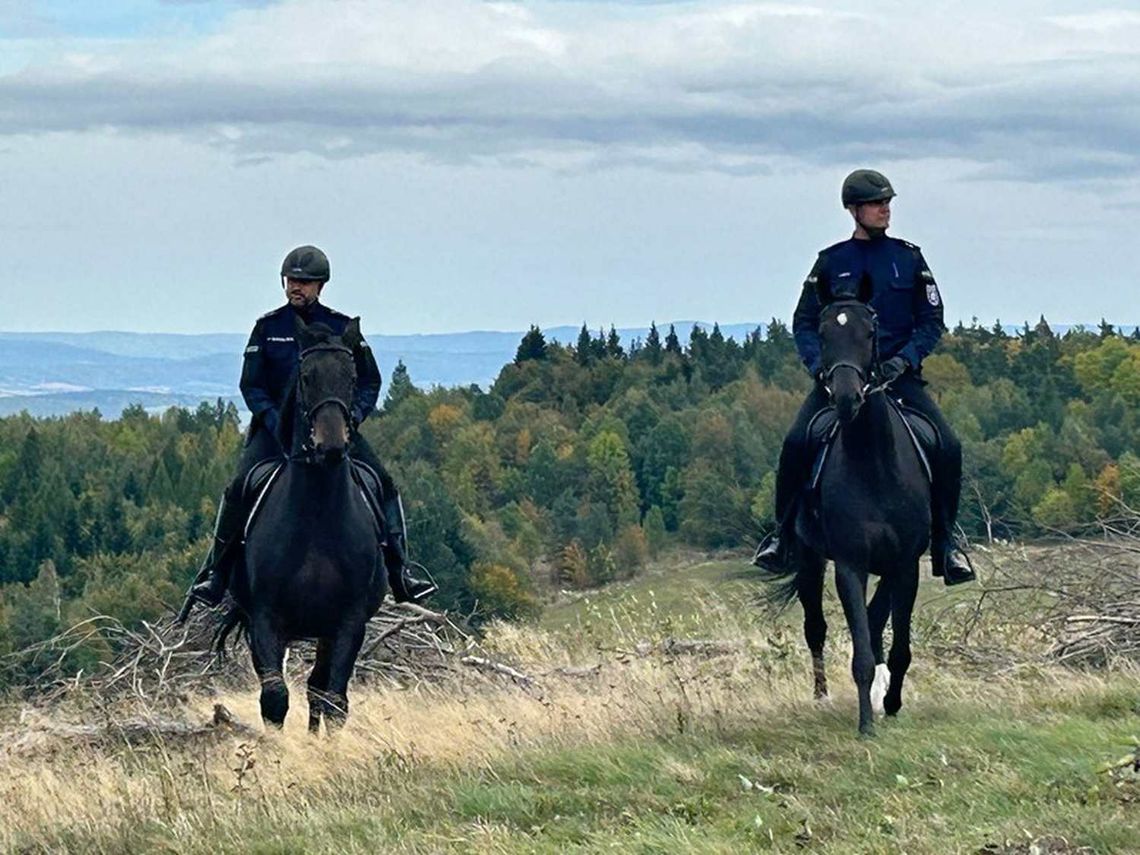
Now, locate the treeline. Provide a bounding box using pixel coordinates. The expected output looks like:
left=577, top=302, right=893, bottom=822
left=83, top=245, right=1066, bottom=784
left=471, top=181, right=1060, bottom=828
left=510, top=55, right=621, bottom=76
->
left=3, top=318, right=1140, bottom=685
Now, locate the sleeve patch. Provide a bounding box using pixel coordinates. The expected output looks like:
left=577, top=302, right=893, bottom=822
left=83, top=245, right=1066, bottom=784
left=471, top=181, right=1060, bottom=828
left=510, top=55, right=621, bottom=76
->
left=244, top=345, right=260, bottom=354
left=926, top=283, right=941, bottom=306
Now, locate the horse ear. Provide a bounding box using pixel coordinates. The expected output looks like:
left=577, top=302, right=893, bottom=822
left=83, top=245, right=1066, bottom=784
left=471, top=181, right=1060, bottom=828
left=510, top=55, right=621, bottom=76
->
left=343, top=317, right=363, bottom=349
left=857, top=272, right=874, bottom=304
left=294, top=314, right=315, bottom=348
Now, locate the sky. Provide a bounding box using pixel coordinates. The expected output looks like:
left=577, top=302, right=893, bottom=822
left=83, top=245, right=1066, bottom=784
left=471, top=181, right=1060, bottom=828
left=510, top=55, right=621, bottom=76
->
left=1, top=0, right=1138, bottom=335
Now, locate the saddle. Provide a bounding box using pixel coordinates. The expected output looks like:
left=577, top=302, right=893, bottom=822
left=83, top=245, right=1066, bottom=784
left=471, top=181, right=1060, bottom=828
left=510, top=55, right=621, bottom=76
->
left=805, top=398, right=938, bottom=493
left=241, top=458, right=387, bottom=542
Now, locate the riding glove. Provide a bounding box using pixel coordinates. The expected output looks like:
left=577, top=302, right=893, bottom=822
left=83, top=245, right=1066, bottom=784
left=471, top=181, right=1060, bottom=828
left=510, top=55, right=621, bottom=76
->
left=880, top=355, right=910, bottom=383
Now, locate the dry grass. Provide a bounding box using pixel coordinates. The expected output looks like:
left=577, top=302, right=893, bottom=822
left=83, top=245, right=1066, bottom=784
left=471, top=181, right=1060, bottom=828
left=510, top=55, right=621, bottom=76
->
left=1, top=548, right=1137, bottom=853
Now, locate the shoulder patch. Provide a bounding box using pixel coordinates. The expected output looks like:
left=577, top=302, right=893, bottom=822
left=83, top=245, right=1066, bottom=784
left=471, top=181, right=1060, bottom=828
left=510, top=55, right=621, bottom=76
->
left=244, top=345, right=260, bottom=355
left=926, top=283, right=941, bottom=307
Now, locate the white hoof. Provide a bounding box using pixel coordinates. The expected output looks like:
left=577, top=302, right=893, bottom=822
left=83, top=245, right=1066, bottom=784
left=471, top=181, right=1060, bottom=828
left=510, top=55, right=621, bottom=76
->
left=871, top=663, right=891, bottom=715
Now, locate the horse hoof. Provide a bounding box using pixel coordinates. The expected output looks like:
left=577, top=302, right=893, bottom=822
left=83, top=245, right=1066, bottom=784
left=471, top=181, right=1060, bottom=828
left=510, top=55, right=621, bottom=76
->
left=814, top=693, right=833, bottom=707
left=871, top=664, right=891, bottom=715
left=858, top=724, right=876, bottom=739
left=884, top=695, right=902, bottom=717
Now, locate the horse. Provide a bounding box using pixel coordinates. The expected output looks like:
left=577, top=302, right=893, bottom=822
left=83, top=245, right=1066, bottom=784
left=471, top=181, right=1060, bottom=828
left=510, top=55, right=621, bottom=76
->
left=763, top=285, right=931, bottom=737
left=218, top=316, right=386, bottom=733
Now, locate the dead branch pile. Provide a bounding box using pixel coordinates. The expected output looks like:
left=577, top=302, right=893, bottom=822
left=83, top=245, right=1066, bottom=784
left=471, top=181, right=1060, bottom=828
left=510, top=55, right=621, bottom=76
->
left=921, top=533, right=1140, bottom=671
left=0, top=600, right=474, bottom=706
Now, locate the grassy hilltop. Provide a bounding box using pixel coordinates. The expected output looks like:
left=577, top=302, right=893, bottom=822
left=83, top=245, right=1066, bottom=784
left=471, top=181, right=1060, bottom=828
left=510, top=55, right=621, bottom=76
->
left=2, top=550, right=1138, bottom=854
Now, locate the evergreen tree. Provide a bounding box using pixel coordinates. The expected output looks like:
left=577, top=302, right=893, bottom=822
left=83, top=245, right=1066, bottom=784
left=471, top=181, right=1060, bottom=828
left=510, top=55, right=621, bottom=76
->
left=576, top=323, right=593, bottom=365
left=515, top=325, right=548, bottom=363
left=605, top=325, right=625, bottom=360
left=384, top=360, right=419, bottom=411
left=644, top=322, right=663, bottom=365
left=664, top=323, right=682, bottom=355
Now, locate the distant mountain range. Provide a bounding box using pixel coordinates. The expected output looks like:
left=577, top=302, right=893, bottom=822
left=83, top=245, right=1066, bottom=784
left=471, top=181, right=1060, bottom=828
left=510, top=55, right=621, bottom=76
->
left=0, top=322, right=1132, bottom=418
left=0, top=323, right=763, bottom=418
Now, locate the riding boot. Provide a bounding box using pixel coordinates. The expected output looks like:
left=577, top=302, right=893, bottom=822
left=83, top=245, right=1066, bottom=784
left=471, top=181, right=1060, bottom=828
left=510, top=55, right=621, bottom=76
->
left=178, top=493, right=244, bottom=621
left=932, top=539, right=976, bottom=586
left=382, top=495, right=438, bottom=604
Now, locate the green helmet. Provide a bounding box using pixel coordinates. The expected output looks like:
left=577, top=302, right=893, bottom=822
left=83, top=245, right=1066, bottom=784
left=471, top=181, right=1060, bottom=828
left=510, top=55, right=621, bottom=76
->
left=280, top=245, right=330, bottom=282
left=841, top=169, right=896, bottom=207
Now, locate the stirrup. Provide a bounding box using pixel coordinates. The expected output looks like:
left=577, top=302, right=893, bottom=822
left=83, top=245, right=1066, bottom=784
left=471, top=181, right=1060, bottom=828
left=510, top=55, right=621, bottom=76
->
left=751, top=532, right=784, bottom=570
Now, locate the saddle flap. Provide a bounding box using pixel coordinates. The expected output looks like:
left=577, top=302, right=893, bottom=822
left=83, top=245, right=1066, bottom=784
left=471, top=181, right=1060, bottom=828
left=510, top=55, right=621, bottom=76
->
left=892, top=401, right=937, bottom=484
left=350, top=460, right=386, bottom=539
left=242, top=460, right=284, bottom=541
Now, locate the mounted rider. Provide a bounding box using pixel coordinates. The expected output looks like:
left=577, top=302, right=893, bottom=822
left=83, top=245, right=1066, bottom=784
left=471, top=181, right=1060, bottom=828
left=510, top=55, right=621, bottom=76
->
left=754, top=170, right=975, bottom=586
left=181, top=245, right=437, bottom=616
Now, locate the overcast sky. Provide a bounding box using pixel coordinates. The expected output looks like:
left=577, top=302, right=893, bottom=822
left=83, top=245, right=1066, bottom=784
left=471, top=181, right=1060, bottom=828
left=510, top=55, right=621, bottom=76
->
left=2, top=0, right=1138, bottom=334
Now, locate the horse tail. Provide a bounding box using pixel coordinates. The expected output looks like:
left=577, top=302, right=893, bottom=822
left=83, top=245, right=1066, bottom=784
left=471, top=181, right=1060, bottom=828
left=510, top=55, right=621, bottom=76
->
left=213, top=604, right=249, bottom=658
left=756, top=566, right=801, bottom=612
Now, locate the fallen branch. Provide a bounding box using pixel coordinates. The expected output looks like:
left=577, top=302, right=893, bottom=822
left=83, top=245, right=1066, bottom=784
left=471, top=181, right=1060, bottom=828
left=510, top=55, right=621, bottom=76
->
left=460, top=656, right=535, bottom=686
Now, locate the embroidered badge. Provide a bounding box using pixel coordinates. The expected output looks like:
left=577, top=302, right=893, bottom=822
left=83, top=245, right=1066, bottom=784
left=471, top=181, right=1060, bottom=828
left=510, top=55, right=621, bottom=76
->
left=926, top=283, right=941, bottom=306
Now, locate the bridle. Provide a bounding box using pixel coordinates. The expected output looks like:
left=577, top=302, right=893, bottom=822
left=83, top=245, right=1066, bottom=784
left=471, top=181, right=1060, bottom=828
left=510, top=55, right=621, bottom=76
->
left=821, top=302, right=891, bottom=400
left=297, top=342, right=355, bottom=454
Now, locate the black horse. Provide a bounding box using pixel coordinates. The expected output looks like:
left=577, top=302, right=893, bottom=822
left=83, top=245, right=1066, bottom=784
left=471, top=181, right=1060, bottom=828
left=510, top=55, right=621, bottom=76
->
left=764, top=289, right=931, bottom=736
left=218, top=317, right=386, bottom=732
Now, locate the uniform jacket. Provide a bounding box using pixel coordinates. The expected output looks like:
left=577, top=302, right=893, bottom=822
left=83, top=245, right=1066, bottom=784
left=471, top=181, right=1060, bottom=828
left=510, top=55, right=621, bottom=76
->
left=240, top=301, right=382, bottom=429
left=792, top=235, right=945, bottom=377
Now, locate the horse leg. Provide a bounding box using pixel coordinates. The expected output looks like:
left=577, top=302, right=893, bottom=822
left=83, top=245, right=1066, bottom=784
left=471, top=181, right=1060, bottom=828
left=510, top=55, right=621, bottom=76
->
left=307, top=638, right=334, bottom=735
left=796, top=549, right=828, bottom=699
left=884, top=562, right=919, bottom=717
left=249, top=612, right=289, bottom=728
left=867, top=577, right=893, bottom=715
left=834, top=562, right=875, bottom=737
left=320, top=618, right=368, bottom=733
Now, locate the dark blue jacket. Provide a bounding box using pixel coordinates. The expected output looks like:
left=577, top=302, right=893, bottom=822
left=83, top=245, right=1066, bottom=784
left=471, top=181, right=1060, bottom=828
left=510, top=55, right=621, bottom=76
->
left=792, top=235, right=945, bottom=376
left=240, top=302, right=382, bottom=432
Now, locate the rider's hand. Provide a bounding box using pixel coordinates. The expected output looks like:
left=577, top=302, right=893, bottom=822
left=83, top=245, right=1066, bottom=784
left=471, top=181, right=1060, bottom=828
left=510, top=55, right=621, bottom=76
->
left=880, top=355, right=910, bottom=383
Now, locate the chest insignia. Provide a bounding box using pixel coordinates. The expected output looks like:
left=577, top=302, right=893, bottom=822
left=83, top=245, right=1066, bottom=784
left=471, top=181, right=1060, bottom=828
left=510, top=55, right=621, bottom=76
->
left=267, top=336, right=295, bottom=343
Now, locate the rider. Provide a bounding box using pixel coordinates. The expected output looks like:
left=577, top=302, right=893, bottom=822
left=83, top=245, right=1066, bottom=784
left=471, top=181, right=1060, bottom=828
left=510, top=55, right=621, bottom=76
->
left=182, top=245, right=437, bottom=613
left=754, top=169, right=975, bottom=586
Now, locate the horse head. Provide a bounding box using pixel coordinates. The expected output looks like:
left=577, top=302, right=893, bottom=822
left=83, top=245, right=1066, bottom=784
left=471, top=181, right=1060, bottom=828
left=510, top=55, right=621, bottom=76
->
left=817, top=273, right=878, bottom=424
left=294, top=316, right=360, bottom=463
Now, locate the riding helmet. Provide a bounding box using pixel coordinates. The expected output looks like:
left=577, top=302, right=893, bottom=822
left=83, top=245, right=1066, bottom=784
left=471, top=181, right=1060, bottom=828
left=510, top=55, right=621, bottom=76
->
left=280, top=245, right=330, bottom=283
left=841, top=170, right=896, bottom=207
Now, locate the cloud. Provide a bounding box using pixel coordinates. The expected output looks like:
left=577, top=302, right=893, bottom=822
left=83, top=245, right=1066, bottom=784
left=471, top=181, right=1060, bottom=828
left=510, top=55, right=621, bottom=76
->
left=0, top=0, right=1138, bottom=182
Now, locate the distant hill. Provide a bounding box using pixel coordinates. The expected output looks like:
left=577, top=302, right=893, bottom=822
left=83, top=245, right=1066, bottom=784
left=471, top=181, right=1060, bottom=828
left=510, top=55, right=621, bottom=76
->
left=0, top=323, right=761, bottom=417
left=0, top=321, right=1132, bottom=418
